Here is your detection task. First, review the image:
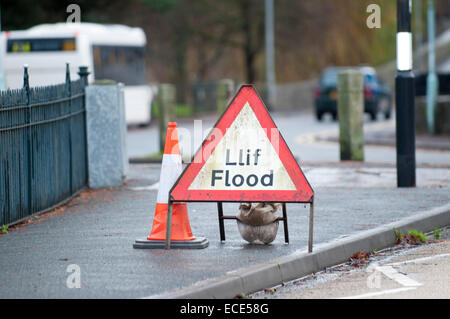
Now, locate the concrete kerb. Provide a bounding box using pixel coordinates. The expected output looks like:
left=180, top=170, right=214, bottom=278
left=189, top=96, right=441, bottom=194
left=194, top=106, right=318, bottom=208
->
left=146, top=203, right=450, bottom=299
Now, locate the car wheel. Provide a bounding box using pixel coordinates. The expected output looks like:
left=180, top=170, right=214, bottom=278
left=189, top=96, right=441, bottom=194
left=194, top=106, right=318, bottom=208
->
left=316, top=111, right=324, bottom=121
left=378, top=97, right=391, bottom=120
left=332, top=112, right=338, bottom=121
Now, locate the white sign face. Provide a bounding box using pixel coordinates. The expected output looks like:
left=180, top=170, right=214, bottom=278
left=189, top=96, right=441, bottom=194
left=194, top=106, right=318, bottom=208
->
left=188, top=102, right=296, bottom=191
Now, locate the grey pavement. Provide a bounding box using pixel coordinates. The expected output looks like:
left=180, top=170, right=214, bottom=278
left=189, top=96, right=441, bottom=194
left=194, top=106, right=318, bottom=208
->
left=0, top=163, right=449, bottom=298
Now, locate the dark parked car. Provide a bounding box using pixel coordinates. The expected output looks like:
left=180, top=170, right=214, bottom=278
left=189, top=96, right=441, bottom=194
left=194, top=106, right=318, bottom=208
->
left=314, top=66, right=392, bottom=121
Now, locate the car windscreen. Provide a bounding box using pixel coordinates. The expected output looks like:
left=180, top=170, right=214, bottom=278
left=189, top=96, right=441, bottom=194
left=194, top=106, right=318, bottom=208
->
left=321, top=68, right=374, bottom=87
left=320, top=70, right=338, bottom=87
left=92, top=45, right=147, bottom=86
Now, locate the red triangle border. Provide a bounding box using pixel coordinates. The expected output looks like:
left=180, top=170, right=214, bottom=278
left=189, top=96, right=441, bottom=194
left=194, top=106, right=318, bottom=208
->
left=170, top=85, right=314, bottom=203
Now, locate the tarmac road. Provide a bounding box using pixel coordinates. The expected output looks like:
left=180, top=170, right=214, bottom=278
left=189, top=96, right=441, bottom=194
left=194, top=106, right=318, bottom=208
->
left=251, top=234, right=450, bottom=299
left=127, top=112, right=450, bottom=167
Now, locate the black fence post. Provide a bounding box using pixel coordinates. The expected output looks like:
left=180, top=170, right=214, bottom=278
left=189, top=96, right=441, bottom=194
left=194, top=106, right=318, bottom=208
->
left=78, top=66, right=90, bottom=88
left=66, top=63, right=73, bottom=195
left=23, top=65, right=33, bottom=215
left=77, top=66, right=90, bottom=185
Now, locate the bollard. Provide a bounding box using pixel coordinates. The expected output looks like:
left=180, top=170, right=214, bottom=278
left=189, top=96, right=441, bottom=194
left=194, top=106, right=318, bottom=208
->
left=337, top=70, right=364, bottom=161
left=216, top=79, right=234, bottom=115
left=85, top=82, right=128, bottom=188
left=158, top=84, right=176, bottom=153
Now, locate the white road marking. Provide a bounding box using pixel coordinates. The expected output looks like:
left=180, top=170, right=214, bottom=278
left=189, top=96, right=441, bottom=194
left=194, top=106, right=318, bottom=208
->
left=386, top=253, right=450, bottom=267
left=340, top=287, right=417, bottom=299
left=339, top=252, right=446, bottom=299
left=374, top=265, right=422, bottom=287
left=339, top=254, right=450, bottom=299
left=127, top=182, right=159, bottom=191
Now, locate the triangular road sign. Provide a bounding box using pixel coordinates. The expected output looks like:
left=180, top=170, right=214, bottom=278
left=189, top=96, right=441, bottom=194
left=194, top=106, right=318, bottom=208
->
left=170, top=85, right=313, bottom=203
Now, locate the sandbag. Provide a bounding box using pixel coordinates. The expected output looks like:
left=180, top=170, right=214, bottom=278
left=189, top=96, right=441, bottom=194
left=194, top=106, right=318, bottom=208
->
left=237, top=202, right=281, bottom=226
left=236, top=202, right=281, bottom=244
left=237, top=220, right=279, bottom=245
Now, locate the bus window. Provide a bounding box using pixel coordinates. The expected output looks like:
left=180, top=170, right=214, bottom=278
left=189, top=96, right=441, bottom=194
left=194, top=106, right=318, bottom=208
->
left=7, top=38, right=76, bottom=52
left=92, top=45, right=147, bottom=86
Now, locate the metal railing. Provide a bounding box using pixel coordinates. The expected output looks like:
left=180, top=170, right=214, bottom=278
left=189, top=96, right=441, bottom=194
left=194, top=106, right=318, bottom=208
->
left=0, top=65, right=89, bottom=226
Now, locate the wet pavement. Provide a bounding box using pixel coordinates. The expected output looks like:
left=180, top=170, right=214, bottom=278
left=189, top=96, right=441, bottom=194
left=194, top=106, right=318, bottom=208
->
left=0, top=163, right=448, bottom=298
left=1, top=111, right=449, bottom=298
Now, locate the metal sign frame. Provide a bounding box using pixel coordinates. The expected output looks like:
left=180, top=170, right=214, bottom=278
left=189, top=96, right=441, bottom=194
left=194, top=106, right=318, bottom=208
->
left=166, top=85, right=315, bottom=251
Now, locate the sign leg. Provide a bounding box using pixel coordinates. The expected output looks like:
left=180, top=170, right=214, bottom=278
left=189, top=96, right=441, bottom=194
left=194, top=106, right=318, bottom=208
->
left=217, top=202, right=225, bottom=241
left=282, top=203, right=289, bottom=243
left=308, top=200, right=314, bottom=253
left=165, top=200, right=173, bottom=249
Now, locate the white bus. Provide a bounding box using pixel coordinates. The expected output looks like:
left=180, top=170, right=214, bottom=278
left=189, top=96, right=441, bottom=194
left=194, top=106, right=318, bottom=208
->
left=1, top=22, right=154, bottom=126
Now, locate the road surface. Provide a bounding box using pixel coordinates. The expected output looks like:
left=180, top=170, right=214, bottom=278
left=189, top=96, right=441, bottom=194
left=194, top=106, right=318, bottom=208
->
left=127, top=111, right=450, bottom=167
left=251, top=232, right=450, bottom=299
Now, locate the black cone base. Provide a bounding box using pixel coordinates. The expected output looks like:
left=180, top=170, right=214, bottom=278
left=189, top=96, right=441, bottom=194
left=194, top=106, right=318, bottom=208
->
left=133, top=237, right=209, bottom=249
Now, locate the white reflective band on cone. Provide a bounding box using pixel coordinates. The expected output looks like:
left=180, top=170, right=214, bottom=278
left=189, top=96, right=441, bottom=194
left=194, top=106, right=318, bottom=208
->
left=156, top=154, right=182, bottom=204
left=397, top=32, right=413, bottom=71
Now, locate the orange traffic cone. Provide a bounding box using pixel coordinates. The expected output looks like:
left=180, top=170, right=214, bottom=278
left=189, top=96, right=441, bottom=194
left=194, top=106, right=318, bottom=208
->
left=133, top=122, right=208, bottom=249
